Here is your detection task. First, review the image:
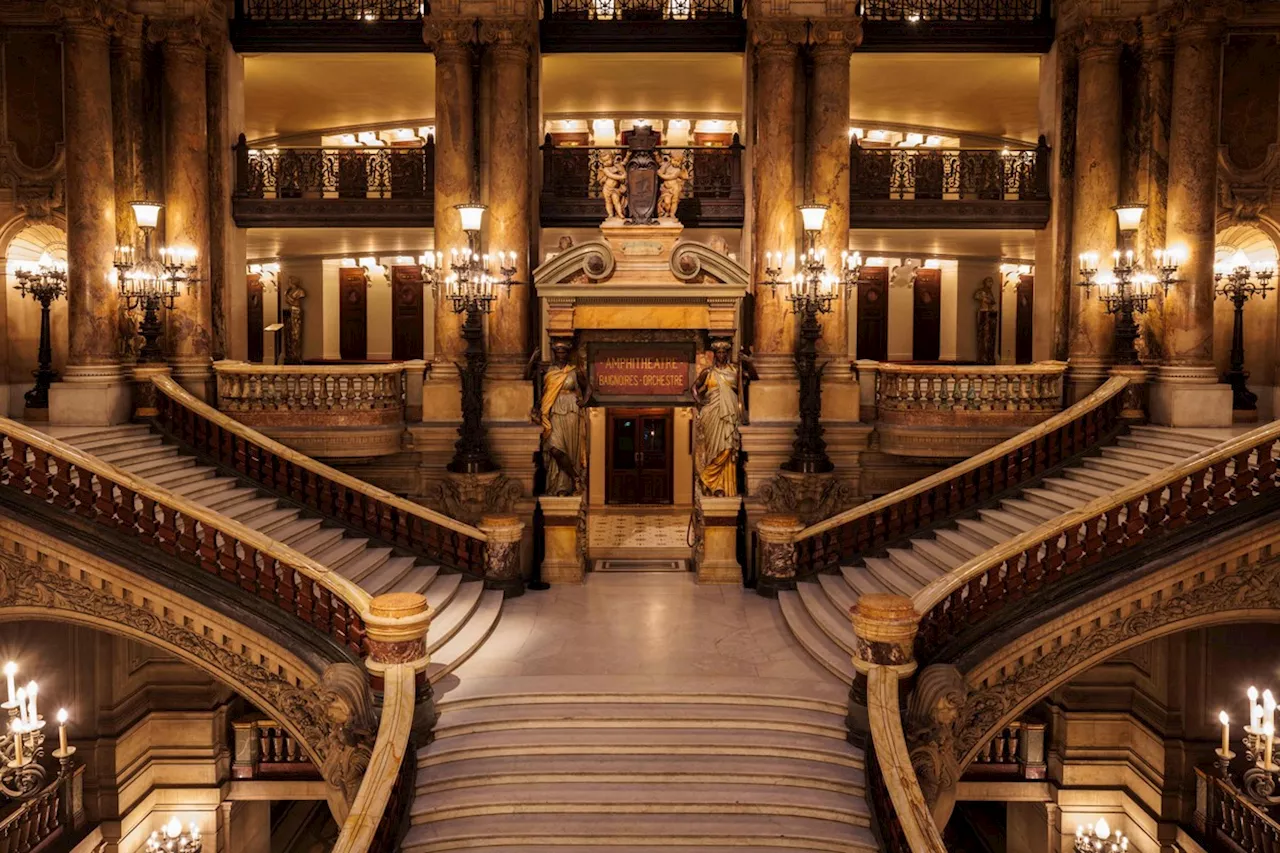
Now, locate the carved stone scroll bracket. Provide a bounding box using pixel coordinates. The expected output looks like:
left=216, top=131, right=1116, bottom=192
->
left=755, top=513, right=803, bottom=597
left=479, top=514, right=526, bottom=598
left=903, top=664, right=966, bottom=831
left=755, top=469, right=858, bottom=526
left=429, top=470, right=522, bottom=526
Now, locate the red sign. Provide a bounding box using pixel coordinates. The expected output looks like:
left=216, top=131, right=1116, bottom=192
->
left=589, top=343, right=694, bottom=401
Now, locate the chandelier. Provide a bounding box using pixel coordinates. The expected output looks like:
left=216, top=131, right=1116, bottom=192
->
left=0, top=660, right=74, bottom=800
left=418, top=203, right=517, bottom=316
left=1074, top=818, right=1129, bottom=853
left=1212, top=685, right=1280, bottom=803
left=113, top=201, right=200, bottom=363
left=1214, top=250, right=1275, bottom=413
left=145, top=818, right=202, bottom=853
left=763, top=204, right=864, bottom=315
left=12, top=253, right=69, bottom=411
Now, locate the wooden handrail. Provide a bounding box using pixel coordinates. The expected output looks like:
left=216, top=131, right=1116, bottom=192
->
left=867, top=668, right=948, bottom=853
left=913, top=416, right=1280, bottom=663
left=213, top=361, right=411, bottom=376
left=873, top=360, right=1067, bottom=376
left=152, top=375, right=488, bottom=550
left=0, top=415, right=371, bottom=654
left=331, top=661, right=416, bottom=853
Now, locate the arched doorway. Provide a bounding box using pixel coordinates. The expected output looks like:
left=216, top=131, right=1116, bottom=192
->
left=2, top=221, right=68, bottom=416
left=1214, top=223, right=1280, bottom=418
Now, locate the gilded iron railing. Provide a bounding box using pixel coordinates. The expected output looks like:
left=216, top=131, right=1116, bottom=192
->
left=859, top=0, right=1045, bottom=20
left=851, top=143, right=1049, bottom=202
left=236, top=0, right=423, bottom=21
left=546, top=0, right=738, bottom=20
left=234, top=138, right=434, bottom=201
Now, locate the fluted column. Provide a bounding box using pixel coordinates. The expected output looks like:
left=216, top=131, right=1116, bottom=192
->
left=806, top=23, right=859, bottom=356
left=160, top=23, right=213, bottom=395
left=751, top=22, right=804, bottom=357
left=428, top=21, right=477, bottom=360
left=1150, top=10, right=1232, bottom=426
left=1065, top=27, right=1123, bottom=401
left=481, top=21, right=534, bottom=362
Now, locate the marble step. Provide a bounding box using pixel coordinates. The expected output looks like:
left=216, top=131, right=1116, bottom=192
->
left=409, top=781, right=871, bottom=824
left=426, top=590, right=505, bottom=682
left=835, top=566, right=887, bottom=602
left=1047, top=475, right=1117, bottom=500
left=1130, top=424, right=1230, bottom=447
left=1080, top=454, right=1164, bottom=479
left=778, top=591, right=855, bottom=684
left=423, top=571, right=463, bottom=610
left=54, top=425, right=152, bottom=447
left=954, top=517, right=1008, bottom=547
left=219, top=495, right=282, bottom=521
left=387, top=562, right=441, bottom=596
left=1101, top=445, right=1188, bottom=468
left=149, top=466, right=219, bottom=490
left=268, top=517, right=325, bottom=544
left=335, top=546, right=395, bottom=584
left=1022, top=487, right=1087, bottom=513
left=885, top=546, right=944, bottom=585
left=796, top=581, right=855, bottom=656
left=401, top=813, right=879, bottom=853
left=440, top=685, right=848, bottom=715
left=312, top=536, right=370, bottom=571
left=909, top=538, right=966, bottom=573
left=933, top=528, right=989, bottom=561
left=1119, top=432, right=1219, bottom=457
left=174, top=479, right=245, bottom=502
left=973, top=508, right=1038, bottom=537
left=998, top=498, right=1061, bottom=524
left=129, top=455, right=195, bottom=477
left=420, top=727, right=864, bottom=768
left=359, top=555, right=419, bottom=595
left=861, top=557, right=919, bottom=596
left=96, top=444, right=173, bottom=466
left=426, top=578, right=483, bottom=651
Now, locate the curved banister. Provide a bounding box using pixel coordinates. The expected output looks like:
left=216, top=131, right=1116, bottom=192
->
left=911, top=416, right=1280, bottom=672
left=867, top=668, right=948, bottom=853
left=332, top=661, right=416, bottom=853
left=798, top=375, right=1129, bottom=542
left=152, top=374, right=487, bottom=543
left=0, top=415, right=372, bottom=651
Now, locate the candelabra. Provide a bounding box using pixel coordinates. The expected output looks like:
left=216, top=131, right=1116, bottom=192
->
left=112, top=201, right=200, bottom=363
left=418, top=203, right=518, bottom=474
left=763, top=204, right=864, bottom=474
left=146, top=818, right=202, bottom=853
left=1212, top=685, right=1280, bottom=805
left=1214, top=250, right=1275, bottom=413
left=1076, top=205, right=1181, bottom=366
left=1074, top=818, right=1129, bottom=853
left=12, top=252, right=68, bottom=412
left=0, top=661, right=74, bottom=801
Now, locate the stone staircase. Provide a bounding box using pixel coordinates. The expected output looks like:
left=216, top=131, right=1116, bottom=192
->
left=403, top=679, right=876, bottom=853
left=780, top=425, right=1229, bottom=682
left=48, top=423, right=501, bottom=683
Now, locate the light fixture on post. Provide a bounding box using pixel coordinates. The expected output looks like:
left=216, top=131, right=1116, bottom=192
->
left=1076, top=204, right=1181, bottom=366
left=762, top=203, right=864, bottom=475
left=1074, top=818, right=1129, bottom=853
left=1214, top=249, right=1275, bottom=414
left=113, top=201, right=200, bottom=363
left=12, top=252, right=68, bottom=413
left=418, top=203, right=518, bottom=474
left=145, top=817, right=202, bottom=853
left=1212, top=684, right=1280, bottom=805
left=0, top=660, right=75, bottom=800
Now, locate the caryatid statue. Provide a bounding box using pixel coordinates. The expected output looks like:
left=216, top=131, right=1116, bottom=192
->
left=693, top=340, right=755, bottom=498
left=528, top=339, right=588, bottom=496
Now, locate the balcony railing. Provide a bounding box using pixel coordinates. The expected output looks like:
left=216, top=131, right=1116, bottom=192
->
left=230, top=0, right=427, bottom=51
left=541, top=0, right=744, bottom=51
left=858, top=0, right=1053, bottom=52
left=1196, top=769, right=1280, bottom=853
left=540, top=138, right=745, bottom=227
left=233, top=716, right=321, bottom=780
left=232, top=136, right=435, bottom=227
left=850, top=140, right=1051, bottom=228
left=962, top=720, right=1047, bottom=780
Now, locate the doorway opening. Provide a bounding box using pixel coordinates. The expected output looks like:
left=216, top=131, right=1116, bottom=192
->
left=605, top=408, right=674, bottom=505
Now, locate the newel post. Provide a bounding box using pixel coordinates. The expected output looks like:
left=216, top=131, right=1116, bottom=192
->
left=1110, top=365, right=1149, bottom=423
left=848, top=593, right=920, bottom=747
left=480, top=514, right=526, bottom=597
left=365, top=592, right=435, bottom=740
left=755, top=514, right=804, bottom=597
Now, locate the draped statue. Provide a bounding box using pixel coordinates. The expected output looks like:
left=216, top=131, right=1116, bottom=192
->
left=693, top=341, right=754, bottom=498
left=528, top=340, right=588, bottom=496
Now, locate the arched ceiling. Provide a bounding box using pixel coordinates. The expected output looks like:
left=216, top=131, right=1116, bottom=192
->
left=4, top=223, right=67, bottom=270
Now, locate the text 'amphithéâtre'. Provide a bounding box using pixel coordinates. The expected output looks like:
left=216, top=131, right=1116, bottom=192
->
left=600, top=357, right=684, bottom=370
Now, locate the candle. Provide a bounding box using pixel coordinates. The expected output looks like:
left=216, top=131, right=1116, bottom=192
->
left=56, top=708, right=67, bottom=754
left=25, top=681, right=36, bottom=722
left=4, top=662, right=15, bottom=706
left=1220, top=710, right=1230, bottom=753
left=14, top=687, right=26, bottom=724
left=1266, top=689, right=1275, bottom=730
left=1250, top=686, right=1260, bottom=729
left=11, top=721, right=22, bottom=765
left=1266, top=721, right=1275, bottom=768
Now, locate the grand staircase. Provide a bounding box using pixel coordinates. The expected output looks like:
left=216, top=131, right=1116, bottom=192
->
left=780, top=424, right=1230, bottom=682
left=404, top=679, right=876, bottom=853
left=47, top=423, right=502, bottom=682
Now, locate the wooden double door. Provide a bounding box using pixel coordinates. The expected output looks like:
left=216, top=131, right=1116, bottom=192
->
left=605, top=408, right=674, bottom=505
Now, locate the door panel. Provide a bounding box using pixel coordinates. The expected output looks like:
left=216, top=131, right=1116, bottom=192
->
left=913, top=268, right=942, bottom=362
left=856, top=267, right=889, bottom=362
left=247, top=273, right=264, bottom=364
left=606, top=409, right=673, bottom=505
left=390, top=265, right=424, bottom=360
left=1016, top=275, right=1034, bottom=365
left=338, top=267, right=368, bottom=361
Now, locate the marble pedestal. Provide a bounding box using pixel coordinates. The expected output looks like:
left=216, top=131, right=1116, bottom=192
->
left=696, top=495, right=743, bottom=584
left=1149, top=368, right=1233, bottom=427
left=539, top=494, right=584, bottom=584
left=48, top=366, right=133, bottom=426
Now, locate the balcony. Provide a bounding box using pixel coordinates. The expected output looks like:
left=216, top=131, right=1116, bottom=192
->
left=229, top=0, right=427, bottom=51
left=540, top=138, right=745, bottom=228
left=232, top=135, right=435, bottom=228
left=849, top=139, right=1051, bottom=229
left=858, top=0, right=1053, bottom=53
left=540, top=0, right=745, bottom=53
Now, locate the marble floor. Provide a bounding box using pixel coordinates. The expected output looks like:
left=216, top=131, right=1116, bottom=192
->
left=587, top=511, right=692, bottom=550
left=440, top=572, right=840, bottom=695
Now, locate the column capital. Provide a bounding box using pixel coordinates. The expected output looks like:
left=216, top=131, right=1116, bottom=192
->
left=807, top=18, right=862, bottom=54
left=750, top=19, right=807, bottom=55
left=61, top=0, right=118, bottom=39
left=147, top=16, right=207, bottom=53
left=110, top=10, right=144, bottom=48
left=1158, top=0, right=1238, bottom=41
left=1074, top=17, right=1138, bottom=57
left=478, top=19, right=536, bottom=57
left=424, top=16, right=478, bottom=54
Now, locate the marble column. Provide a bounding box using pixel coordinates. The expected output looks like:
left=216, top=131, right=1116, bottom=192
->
left=1151, top=14, right=1231, bottom=425
left=206, top=23, right=232, bottom=362
left=428, top=22, right=477, bottom=361
left=1065, top=29, right=1122, bottom=402
left=806, top=24, right=858, bottom=357
left=481, top=22, right=533, bottom=363
left=110, top=14, right=145, bottom=253
left=161, top=24, right=214, bottom=397
left=51, top=13, right=130, bottom=425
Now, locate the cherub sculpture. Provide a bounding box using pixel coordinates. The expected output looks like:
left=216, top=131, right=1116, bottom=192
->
left=656, top=150, right=690, bottom=220
left=597, top=150, right=629, bottom=221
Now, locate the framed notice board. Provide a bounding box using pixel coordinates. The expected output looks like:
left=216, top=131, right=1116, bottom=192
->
left=587, top=341, right=697, bottom=406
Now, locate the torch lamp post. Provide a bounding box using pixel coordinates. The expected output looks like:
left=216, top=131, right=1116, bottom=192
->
left=1214, top=250, right=1275, bottom=413
left=419, top=203, right=518, bottom=474
left=112, top=201, right=200, bottom=362
left=763, top=203, right=864, bottom=474
left=12, top=253, right=68, bottom=413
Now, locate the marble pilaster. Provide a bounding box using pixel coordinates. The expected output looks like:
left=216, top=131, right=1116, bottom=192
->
left=750, top=22, right=804, bottom=357
left=806, top=23, right=859, bottom=357
left=481, top=21, right=534, bottom=363
left=1066, top=29, right=1123, bottom=401
left=427, top=21, right=477, bottom=360
left=160, top=24, right=214, bottom=397
left=1151, top=13, right=1232, bottom=426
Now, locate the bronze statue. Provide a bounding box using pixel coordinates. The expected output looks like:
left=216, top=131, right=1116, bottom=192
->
left=692, top=341, right=755, bottom=498
left=528, top=340, right=588, bottom=496
left=974, top=276, right=999, bottom=365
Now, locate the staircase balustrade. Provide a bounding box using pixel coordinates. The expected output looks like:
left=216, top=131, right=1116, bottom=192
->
left=788, top=375, right=1128, bottom=579
left=152, top=375, right=490, bottom=580
left=233, top=716, right=320, bottom=779
left=913, top=418, right=1280, bottom=664
left=0, top=775, right=65, bottom=853
left=876, top=361, right=1066, bottom=424
left=214, top=361, right=408, bottom=427
left=0, top=417, right=370, bottom=656
left=964, top=719, right=1047, bottom=780
left=1196, top=768, right=1280, bottom=853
